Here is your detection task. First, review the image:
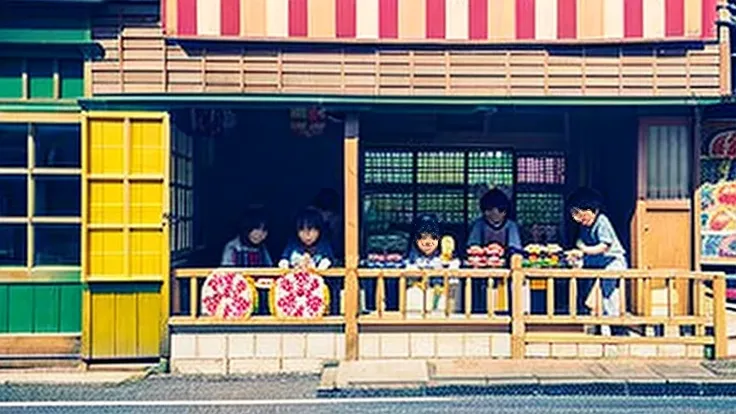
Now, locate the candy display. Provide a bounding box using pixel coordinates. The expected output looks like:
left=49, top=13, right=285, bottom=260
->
left=270, top=270, right=330, bottom=319
left=522, top=244, right=569, bottom=268
left=466, top=243, right=505, bottom=268
left=200, top=271, right=257, bottom=319
left=699, top=181, right=736, bottom=260
left=364, top=233, right=409, bottom=268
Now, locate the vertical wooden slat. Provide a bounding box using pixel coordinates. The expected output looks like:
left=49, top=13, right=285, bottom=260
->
left=26, top=125, right=34, bottom=272
left=624, top=0, right=644, bottom=38
left=221, top=0, right=241, bottom=36
left=399, top=276, right=407, bottom=318
left=665, top=0, right=685, bottom=36
left=695, top=279, right=705, bottom=336
left=469, top=0, right=488, bottom=39
left=719, top=2, right=731, bottom=94
left=123, top=119, right=131, bottom=281
left=426, top=0, right=446, bottom=39
left=713, top=274, right=727, bottom=358
left=421, top=274, right=428, bottom=318
left=267, top=0, right=289, bottom=37
left=569, top=275, right=577, bottom=316
left=336, top=0, right=357, bottom=38
left=619, top=276, right=627, bottom=316
left=510, top=254, right=525, bottom=359
left=643, top=0, right=666, bottom=39
left=487, top=277, right=495, bottom=318
left=604, top=0, right=624, bottom=38
left=534, top=0, right=556, bottom=40
left=378, top=0, right=398, bottom=38
left=445, top=0, right=469, bottom=40
left=189, top=277, right=197, bottom=317
left=166, top=0, right=178, bottom=35
left=377, top=273, right=385, bottom=317
left=443, top=273, right=450, bottom=317
left=343, top=115, right=359, bottom=360
left=465, top=274, right=472, bottom=318
left=558, top=0, right=576, bottom=39
left=356, top=0, right=379, bottom=39
left=546, top=277, right=554, bottom=317
left=515, top=0, right=535, bottom=39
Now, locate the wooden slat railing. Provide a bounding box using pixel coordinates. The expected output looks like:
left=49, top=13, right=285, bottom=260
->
left=170, top=258, right=728, bottom=359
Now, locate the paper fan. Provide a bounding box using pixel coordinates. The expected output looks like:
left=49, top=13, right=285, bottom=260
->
left=200, top=271, right=257, bottom=319
left=270, top=271, right=330, bottom=319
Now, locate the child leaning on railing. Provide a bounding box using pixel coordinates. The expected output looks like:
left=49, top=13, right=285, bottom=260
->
left=567, top=187, right=628, bottom=336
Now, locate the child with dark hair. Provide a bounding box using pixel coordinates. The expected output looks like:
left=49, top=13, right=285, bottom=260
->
left=279, top=207, right=335, bottom=270
left=466, top=188, right=522, bottom=253
left=466, top=188, right=522, bottom=313
left=221, top=206, right=273, bottom=267
left=567, top=187, right=627, bottom=336
left=406, top=214, right=445, bottom=269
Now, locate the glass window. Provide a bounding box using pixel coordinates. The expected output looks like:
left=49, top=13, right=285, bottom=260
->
left=34, top=224, right=80, bottom=266
left=0, top=124, right=28, bottom=167
left=0, top=175, right=27, bottom=217
left=34, top=124, right=81, bottom=168
left=34, top=175, right=80, bottom=216
left=0, top=224, right=26, bottom=266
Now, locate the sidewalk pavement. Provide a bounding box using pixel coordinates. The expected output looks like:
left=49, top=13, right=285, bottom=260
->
left=0, top=368, right=149, bottom=386
left=319, top=359, right=736, bottom=397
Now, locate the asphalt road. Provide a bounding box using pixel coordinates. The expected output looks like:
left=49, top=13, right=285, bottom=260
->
left=2, top=375, right=736, bottom=414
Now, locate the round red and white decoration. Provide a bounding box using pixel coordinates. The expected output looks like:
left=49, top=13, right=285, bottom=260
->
left=270, top=271, right=330, bottom=319
left=200, top=271, right=257, bottom=319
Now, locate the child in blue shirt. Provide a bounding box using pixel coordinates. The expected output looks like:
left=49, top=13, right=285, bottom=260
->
left=279, top=207, right=335, bottom=270
left=568, top=187, right=627, bottom=336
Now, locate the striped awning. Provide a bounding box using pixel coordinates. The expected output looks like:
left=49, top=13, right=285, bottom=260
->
left=162, top=0, right=720, bottom=43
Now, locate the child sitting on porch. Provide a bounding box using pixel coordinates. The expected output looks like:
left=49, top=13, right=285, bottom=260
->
left=279, top=207, right=335, bottom=270
left=466, top=188, right=522, bottom=313
left=220, top=206, right=273, bottom=267
left=567, top=187, right=627, bottom=336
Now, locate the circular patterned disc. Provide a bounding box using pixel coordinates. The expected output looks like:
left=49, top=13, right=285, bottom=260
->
left=200, top=272, right=257, bottom=319
left=271, top=271, right=330, bottom=319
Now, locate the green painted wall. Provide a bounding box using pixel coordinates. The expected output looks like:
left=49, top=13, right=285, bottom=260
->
left=0, top=282, right=82, bottom=333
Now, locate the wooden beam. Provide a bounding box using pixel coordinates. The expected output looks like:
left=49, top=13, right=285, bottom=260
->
left=510, top=254, right=525, bottom=359
left=343, top=114, right=359, bottom=361
left=0, top=334, right=80, bottom=356
left=714, top=274, right=728, bottom=358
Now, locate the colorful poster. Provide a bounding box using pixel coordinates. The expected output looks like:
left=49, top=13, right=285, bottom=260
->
left=699, top=121, right=736, bottom=262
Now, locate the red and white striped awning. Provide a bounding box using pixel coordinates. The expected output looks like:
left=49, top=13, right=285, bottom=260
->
left=162, top=0, right=720, bottom=42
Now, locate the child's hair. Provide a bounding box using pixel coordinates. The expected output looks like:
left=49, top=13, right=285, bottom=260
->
left=413, top=214, right=440, bottom=240
left=239, top=205, right=267, bottom=234
left=312, top=188, right=339, bottom=213
left=480, top=188, right=511, bottom=213
left=567, top=187, right=604, bottom=212
left=295, top=207, right=324, bottom=232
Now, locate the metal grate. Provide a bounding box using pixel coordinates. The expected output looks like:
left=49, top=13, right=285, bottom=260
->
left=417, top=151, right=465, bottom=184
left=417, top=191, right=465, bottom=224
left=363, top=192, right=414, bottom=233
left=468, top=151, right=514, bottom=187
left=364, top=151, right=413, bottom=184
left=517, top=155, right=565, bottom=184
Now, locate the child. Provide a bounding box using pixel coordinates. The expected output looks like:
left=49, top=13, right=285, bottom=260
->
left=279, top=207, right=335, bottom=270
left=466, top=188, right=522, bottom=313
left=466, top=188, right=522, bottom=254
left=221, top=207, right=273, bottom=267
left=403, top=214, right=460, bottom=312
left=567, top=187, right=627, bottom=336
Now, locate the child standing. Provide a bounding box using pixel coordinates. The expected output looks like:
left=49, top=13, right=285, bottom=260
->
left=567, top=187, right=627, bottom=336
left=221, top=207, right=273, bottom=267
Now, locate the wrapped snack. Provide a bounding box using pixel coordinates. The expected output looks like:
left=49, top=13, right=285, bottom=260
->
left=565, top=249, right=584, bottom=268
left=440, top=236, right=456, bottom=264
left=546, top=244, right=563, bottom=267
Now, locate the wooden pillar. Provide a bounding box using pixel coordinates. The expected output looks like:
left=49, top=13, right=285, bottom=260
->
left=510, top=254, right=525, bottom=359
left=344, top=114, right=360, bottom=361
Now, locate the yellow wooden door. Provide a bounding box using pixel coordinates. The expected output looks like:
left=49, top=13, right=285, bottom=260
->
left=81, top=112, right=170, bottom=361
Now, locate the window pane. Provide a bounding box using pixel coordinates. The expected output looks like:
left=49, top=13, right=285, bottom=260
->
left=34, top=224, right=80, bottom=266
left=0, top=124, right=28, bottom=167
left=59, top=60, right=84, bottom=99
left=34, top=124, right=81, bottom=168
left=0, top=58, right=23, bottom=99
left=35, top=175, right=80, bottom=216
left=0, top=224, right=26, bottom=266
left=0, top=175, right=27, bottom=217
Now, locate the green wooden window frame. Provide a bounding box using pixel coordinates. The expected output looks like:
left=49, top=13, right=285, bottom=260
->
left=0, top=57, right=84, bottom=101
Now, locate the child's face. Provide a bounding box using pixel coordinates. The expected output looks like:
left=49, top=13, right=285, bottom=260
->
left=416, top=233, right=439, bottom=256
left=484, top=208, right=506, bottom=225
left=571, top=208, right=597, bottom=227
left=298, top=227, right=320, bottom=247
left=248, top=227, right=268, bottom=245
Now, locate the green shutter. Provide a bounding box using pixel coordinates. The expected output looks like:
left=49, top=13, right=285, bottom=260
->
left=0, top=59, right=23, bottom=99
left=28, top=59, right=54, bottom=99
left=60, top=59, right=84, bottom=99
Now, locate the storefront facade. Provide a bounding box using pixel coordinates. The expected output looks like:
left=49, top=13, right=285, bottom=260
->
left=1, top=0, right=734, bottom=366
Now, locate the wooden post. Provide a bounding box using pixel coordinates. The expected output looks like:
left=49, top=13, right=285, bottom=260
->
left=713, top=274, right=727, bottom=359
left=718, top=0, right=732, bottom=96
left=344, top=114, right=360, bottom=361
left=510, top=254, right=525, bottom=359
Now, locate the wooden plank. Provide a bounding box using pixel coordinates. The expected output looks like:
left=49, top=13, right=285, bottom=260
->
left=524, top=333, right=713, bottom=345
left=0, top=334, right=80, bottom=356
left=169, top=316, right=345, bottom=326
